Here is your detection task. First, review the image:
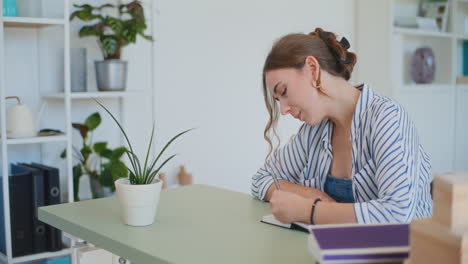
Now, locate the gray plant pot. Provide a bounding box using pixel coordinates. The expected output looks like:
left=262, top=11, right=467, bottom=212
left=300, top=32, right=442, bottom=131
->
left=95, top=59, right=128, bottom=91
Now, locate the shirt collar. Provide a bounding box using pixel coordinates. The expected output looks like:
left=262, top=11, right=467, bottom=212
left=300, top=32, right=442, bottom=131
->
left=320, top=83, right=375, bottom=145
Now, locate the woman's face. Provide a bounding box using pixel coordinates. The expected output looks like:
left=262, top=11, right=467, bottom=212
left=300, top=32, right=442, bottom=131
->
left=265, top=63, right=327, bottom=126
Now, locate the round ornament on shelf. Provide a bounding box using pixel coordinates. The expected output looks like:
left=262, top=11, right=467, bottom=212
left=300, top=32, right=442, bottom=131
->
left=410, top=47, right=436, bottom=84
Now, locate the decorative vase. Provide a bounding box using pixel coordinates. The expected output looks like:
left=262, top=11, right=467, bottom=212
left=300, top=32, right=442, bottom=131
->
left=115, top=178, right=162, bottom=226
left=3, top=0, right=17, bottom=17
left=95, top=60, right=127, bottom=91
left=411, top=47, right=436, bottom=84
left=89, top=175, right=105, bottom=199
left=71, top=48, right=87, bottom=92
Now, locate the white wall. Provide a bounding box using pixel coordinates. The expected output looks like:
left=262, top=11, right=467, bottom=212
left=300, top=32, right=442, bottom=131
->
left=152, top=0, right=356, bottom=193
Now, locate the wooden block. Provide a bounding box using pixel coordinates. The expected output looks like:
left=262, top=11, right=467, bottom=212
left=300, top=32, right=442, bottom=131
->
left=410, top=218, right=468, bottom=264
left=158, top=173, right=168, bottom=189
left=432, top=173, right=468, bottom=232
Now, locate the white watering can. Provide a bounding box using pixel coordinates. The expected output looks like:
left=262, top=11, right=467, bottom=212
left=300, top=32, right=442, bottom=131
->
left=5, top=96, right=45, bottom=138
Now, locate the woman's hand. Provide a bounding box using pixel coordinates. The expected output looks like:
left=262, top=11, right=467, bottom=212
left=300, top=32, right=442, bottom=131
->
left=269, top=190, right=312, bottom=224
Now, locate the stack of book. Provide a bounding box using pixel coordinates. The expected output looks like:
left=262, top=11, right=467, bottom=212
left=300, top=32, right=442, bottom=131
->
left=307, top=223, right=409, bottom=263
left=406, top=173, right=468, bottom=264
left=0, top=163, right=62, bottom=257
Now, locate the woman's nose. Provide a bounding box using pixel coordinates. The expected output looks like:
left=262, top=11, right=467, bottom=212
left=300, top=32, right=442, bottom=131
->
left=279, top=102, right=290, bottom=115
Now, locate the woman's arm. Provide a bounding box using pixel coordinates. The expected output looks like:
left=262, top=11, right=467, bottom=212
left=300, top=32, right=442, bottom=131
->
left=252, top=124, right=311, bottom=200
left=264, top=179, right=334, bottom=201
left=269, top=190, right=355, bottom=224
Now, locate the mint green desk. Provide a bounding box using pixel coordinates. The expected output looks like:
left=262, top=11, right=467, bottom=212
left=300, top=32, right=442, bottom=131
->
left=38, top=184, right=313, bottom=264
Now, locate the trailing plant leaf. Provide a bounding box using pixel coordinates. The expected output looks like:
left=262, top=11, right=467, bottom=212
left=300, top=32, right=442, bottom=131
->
left=79, top=24, right=103, bottom=38
left=60, top=149, right=66, bottom=159
left=100, top=148, right=113, bottom=159
left=101, top=36, right=119, bottom=57
left=81, top=145, right=92, bottom=161
left=61, top=112, right=128, bottom=200
left=93, top=142, right=107, bottom=153
left=111, top=146, right=128, bottom=160
left=85, top=112, right=101, bottom=131
left=72, top=123, right=88, bottom=139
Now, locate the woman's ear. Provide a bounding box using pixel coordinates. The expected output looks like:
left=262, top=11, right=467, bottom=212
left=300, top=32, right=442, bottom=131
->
left=305, top=56, right=320, bottom=81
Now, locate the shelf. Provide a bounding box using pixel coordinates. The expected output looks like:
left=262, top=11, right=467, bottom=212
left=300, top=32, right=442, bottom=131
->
left=456, top=84, right=468, bottom=91
left=400, top=83, right=454, bottom=93
left=455, top=34, right=468, bottom=40
left=11, top=248, right=72, bottom=263
left=3, top=135, right=68, bottom=145
left=43, top=91, right=144, bottom=100
left=393, top=27, right=453, bottom=38
left=2, top=17, right=65, bottom=28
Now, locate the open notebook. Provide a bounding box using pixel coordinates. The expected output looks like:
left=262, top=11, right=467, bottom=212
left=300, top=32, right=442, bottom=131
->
left=260, top=214, right=310, bottom=233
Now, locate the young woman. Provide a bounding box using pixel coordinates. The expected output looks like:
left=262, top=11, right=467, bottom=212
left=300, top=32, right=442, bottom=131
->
left=251, top=28, right=433, bottom=225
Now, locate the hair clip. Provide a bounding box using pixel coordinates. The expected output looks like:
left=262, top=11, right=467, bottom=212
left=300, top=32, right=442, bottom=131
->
left=319, top=31, right=350, bottom=64
left=339, top=37, right=350, bottom=50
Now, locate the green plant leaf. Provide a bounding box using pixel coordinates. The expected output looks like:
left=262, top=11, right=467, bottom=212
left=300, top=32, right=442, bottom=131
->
left=93, top=142, right=107, bottom=153
left=100, top=164, right=113, bottom=187
left=94, top=100, right=135, bottom=158
left=79, top=24, right=102, bottom=38
left=147, top=154, right=177, bottom=184
left=100, top=149, right=113, bottom=159
left=75, top=10, right=100, bottom=21
left=60, top=149, right=66, bottom=159
left=128, top=170, right=137, bottom=184
left=142, top=35, right=153, bottom=41
left=147, top=128, right=193, bottom=175
left=127, top=151, right=143, bottom=181
left=142, top=124, right=155, bottom=177
left=101, top=36, right=119, bottom=57
left=72, top=123, right=88, bottom=139
left=72, top=164, right=83, bottom=201
left=97, top=3, right=114, bottom=10
left=101, top=160, right=128, bottom=186
left=39, top=128, right=64, bottom=134
left=85, top=112, right=101, bottom=131
left=111, top=146, right=128, bottom=160
left=81, top=145, right=92, bottom=160
left=105, top=17, right=124, bottom=35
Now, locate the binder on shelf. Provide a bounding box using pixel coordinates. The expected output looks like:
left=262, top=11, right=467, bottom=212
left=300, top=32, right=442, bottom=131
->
left=17, top=163, right=48, bottom=253
left=7, top=165, right=34, bottom=257
left=29, top=163, right=62, bottom=252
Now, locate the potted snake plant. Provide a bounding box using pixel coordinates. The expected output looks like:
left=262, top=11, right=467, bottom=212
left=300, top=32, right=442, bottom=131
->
left=70, top=1, right=153, bottom=91
left=96, top=100, right=192, bottom=226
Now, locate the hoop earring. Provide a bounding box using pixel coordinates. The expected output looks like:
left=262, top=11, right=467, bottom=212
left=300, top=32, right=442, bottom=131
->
left=312, top=70, right=322, bottom=90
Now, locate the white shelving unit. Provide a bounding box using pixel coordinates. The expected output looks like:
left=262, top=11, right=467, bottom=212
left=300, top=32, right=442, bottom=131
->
left=0, top=1, right=75, bottom=263
left=356, top=0, right=468, bottom=173
left=43, top=91, right=144, bottom=100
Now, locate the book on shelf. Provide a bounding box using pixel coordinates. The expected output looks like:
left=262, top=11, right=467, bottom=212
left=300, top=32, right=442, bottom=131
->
left=456, top=76, right=468, bottom=84
left=0, top=163, right=62, bottom=257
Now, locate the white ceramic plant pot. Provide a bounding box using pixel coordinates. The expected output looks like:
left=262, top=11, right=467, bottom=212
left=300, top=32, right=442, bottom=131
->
left=115, top=178, right=162, bottom=226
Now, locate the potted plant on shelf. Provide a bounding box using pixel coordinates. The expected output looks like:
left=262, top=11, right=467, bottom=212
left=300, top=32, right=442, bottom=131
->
left=96, top=100, right=192, bottom=226
left=60, top=112, right=128, bottom=201
left=70, top=1, right=153, bottom=91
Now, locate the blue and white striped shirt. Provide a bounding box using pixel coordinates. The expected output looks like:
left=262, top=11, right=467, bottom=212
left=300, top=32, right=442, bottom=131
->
left=251, top=84, right=433, bottom=223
